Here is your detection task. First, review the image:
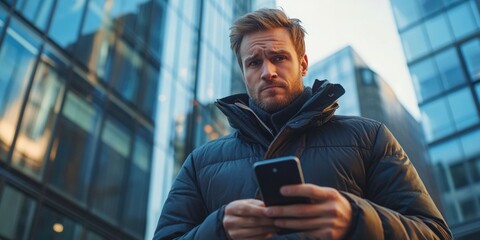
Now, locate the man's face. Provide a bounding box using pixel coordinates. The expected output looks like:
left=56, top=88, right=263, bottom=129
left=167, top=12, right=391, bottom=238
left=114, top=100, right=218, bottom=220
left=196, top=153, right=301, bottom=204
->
left=239, top=28, right=308, bottom=112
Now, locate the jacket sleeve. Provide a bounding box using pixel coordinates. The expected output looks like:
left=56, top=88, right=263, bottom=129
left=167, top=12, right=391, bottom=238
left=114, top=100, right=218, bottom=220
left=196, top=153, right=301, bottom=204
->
left=153, top=154, right=229, bottom=240
left=341, top=124, right=452, bottom=240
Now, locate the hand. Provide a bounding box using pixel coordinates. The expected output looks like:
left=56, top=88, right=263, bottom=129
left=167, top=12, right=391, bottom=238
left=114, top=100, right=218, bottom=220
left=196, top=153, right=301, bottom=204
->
left=223, top=199, right=277, bottom=240
left=264, top=184, right=352, bottom=240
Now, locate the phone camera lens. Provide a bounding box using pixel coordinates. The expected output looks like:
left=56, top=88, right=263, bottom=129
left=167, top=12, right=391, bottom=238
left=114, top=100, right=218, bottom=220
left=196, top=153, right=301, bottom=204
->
left=272, top=168, right=277, bottom=173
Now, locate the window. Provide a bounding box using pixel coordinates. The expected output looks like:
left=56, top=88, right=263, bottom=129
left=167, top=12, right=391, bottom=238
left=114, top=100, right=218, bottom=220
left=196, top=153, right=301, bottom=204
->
left=171, top=84, right=193, bottom=169
left=418, top=0, right=444, bottom=17
left=421, top=98, right=454, bottom=141
left=148, top=0, right=167, bottom=57
left=469, top=158, right=480, bottom=182
left=0, top=19, right=41, bottom=161
left=410, top=58, right=441, bottom=102
left=48, top=0, right=87, bottom=50
left=161, top=8, right=179, bottom=69
left=74, top=0, right=115, bottom=79
left=91, top=117, right=132, bottom=224
left=460, top=198, right=478, bottom=221
left=122, top=133, right=152, bottom=238
left=360, top=69, right=375, bottom=85
left=425, top=14, right=454, bottom=50
left=108, top=39, right=140, bottom=103
left=15, top=0, right=54, bottom=31
left=434, top=163, right=451, bottom=192
left=461, top=129, right=480, bottom=159
left=177, top=21, right=197, bottom=87
left=112, top=0, right=151, bottom=44
left=391, top=0, right=421, bottom=29
left=447, top=1, right=479, bottom=40
left=11, top=61, right=65, bottom=179
left=450, top=162, right=469, bottom=189
left=401, top=24, right=431, bottom=61
left=434, top=48, right=466, bottom=90
left=477, top=83, right=480, bottom=100
left=0, top=4, right=7, bottom=29
left=0, top=185, right=36, bottom=240
left=461, top=38, right=480, bottom=81
left=429, top=138, right=463, bottom=164
left=447, top=88, right=478, bottom=130
left=155, top=68, right=174, bottom=149
left=35, top=206, right=105, bottom=240
left=47, top=90, right=101, bottom=204
left=138, top=63, right=159, bottom=119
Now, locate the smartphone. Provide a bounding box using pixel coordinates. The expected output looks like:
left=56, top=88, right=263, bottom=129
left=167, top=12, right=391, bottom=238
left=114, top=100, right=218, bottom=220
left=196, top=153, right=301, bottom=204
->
left=253, top=156, right=310, bottom=206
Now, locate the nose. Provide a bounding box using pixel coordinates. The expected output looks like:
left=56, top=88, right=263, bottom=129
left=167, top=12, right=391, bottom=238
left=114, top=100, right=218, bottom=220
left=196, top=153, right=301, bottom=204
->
left=260, top=61, right=278, bottom=81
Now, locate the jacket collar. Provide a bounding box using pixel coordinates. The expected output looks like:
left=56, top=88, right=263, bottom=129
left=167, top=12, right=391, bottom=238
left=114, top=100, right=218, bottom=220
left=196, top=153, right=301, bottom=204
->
left=215, top=79, right=345, bottom=149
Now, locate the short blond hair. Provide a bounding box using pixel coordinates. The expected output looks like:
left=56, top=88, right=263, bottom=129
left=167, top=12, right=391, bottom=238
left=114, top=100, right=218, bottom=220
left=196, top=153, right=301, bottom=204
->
left=229, top=8, right=307, bottom=70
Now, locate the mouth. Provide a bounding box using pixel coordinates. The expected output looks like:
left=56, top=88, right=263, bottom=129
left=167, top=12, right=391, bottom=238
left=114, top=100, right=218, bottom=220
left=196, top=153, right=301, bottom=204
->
left=261, top=85, right=284, bottom=92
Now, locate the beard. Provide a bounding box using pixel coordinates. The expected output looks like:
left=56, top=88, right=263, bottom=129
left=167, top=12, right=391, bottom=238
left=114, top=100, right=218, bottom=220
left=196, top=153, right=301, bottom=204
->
left=250, top=70, right=304, bottom=113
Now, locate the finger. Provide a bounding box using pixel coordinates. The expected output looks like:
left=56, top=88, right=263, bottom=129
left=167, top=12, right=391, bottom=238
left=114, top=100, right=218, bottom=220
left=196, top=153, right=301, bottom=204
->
left=280, top=184, right=339, bottom=201
left=224, top=215, right=276, bottom=229
left=225, top=199, right=268, bottom=217
left=266, top=199, right=348, bottom=218
left=273, top=216, right=346, bottom=230
left=243, top=232, right=274, bottom=240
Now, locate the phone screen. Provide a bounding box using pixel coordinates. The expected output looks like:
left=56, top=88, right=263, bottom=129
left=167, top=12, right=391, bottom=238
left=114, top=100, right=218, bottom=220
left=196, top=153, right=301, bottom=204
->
left=253, top=156, right=310, bottom=206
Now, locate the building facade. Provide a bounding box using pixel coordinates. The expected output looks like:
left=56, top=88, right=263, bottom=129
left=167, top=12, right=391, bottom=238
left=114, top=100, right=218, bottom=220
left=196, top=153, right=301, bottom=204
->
left=390, top=0, right=480, bottom=238
left=304, top=46, right=441, bottom=207
left=0, top=0, right=267, bottom=239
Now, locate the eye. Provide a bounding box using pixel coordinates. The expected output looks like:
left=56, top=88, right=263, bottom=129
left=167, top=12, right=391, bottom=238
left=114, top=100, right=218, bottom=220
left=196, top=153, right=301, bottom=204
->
left=247, top=60, right=260, bottom=67
left=272, top=55, right=286, bottom=62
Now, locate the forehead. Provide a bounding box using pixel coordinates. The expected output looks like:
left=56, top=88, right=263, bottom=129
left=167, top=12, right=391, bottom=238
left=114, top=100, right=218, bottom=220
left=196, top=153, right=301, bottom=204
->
left=239, top=28, right=295, bottom=57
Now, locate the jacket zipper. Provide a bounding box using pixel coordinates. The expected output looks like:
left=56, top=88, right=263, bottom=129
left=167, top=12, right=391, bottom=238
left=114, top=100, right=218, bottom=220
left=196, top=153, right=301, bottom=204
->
left=234, top=102, right=274, bottom=138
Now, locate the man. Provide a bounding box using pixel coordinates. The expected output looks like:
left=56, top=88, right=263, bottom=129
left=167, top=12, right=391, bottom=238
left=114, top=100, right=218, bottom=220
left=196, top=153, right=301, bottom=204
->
left=154, top=8, right=451, bottom=240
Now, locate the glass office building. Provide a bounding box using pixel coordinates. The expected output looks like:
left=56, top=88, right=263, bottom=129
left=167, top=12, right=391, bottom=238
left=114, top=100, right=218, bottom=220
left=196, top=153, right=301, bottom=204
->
left=304, top=46, right=441, bottom=207
left=390, top=0, right=480, bottom=238
left=0, top=0, right=266, bottom=239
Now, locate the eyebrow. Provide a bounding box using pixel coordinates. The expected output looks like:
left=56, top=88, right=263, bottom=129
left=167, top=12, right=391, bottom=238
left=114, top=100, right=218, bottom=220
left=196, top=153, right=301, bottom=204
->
left=243, top=49, right=290, bottom=63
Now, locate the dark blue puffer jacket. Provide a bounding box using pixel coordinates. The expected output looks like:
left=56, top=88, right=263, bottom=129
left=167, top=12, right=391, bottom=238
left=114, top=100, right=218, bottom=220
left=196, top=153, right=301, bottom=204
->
left=154, top=80, right=451, bottom=239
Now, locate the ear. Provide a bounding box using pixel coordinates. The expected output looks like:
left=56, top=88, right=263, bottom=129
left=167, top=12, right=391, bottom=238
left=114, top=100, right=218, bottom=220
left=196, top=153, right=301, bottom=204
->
left=301, top=54, right=308, bottom=76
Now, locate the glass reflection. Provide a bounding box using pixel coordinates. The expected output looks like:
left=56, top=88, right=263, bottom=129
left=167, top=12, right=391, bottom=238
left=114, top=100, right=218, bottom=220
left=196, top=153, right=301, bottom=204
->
left=75, top=0, right=115, bottom=79
left=410, top=58, right=441, bottom=101
left=434, top=48, right=466, bottom=90
left=0, top=185, right=36, bottom=240
left=122, top=134, right=152, bottom=237
left=91, top=117, right=131, bottom=224
left=148, top=0, right=166, bottom=57
left=461, top=129, right=480, bottom=159
left=0, top=19, right=40, bottom=161
left=108, top=40, right=140, bottom=102
left=48, top=91, right=101, bottom=204
left=418, top=0, right=444, bottom=16
left=0, top=4, right=7, bottom=29
left=11, top=61, right=64, bottom=179
left=401, top=24, right=431, bottom=61
left=447, top=1, right=479, bottom=39
left=425, top=14, right=454, bottom=50
left=429, top=138, right=463, bottom=164
left=447, top=88, right=478, bottom=130
left=461, top=38, right=480, bottom=80
left=421, top=98, right=454, bottom=141
left=35, top=206, right=105, bottom=240
left=391, top=0, right=421, bottom=29
left=138, top=63, right=159, bottom=118
left=48, top=0, right=87, bottom=50
left=15, top=0, right=54, bottom=31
